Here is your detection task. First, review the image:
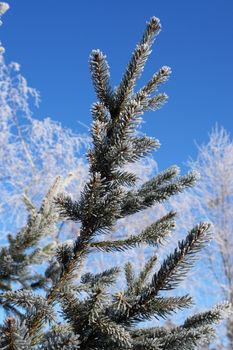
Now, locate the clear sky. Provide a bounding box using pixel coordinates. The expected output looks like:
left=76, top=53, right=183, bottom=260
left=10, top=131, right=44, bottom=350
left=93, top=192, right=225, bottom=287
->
left=2, top=0, right=233, bottom=171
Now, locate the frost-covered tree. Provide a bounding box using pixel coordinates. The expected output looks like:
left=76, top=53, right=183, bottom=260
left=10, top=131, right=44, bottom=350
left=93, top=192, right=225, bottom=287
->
left=172, top=126, right=233, bottom=350
left=0, top=1, right=90, bottom=243
left=0, top=52, right=89, bottom=236
left=0, top=5, right=229, bottom=350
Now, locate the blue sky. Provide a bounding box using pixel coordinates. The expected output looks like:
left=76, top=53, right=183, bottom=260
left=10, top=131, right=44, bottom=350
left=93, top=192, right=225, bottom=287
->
left=2, top=0, right=233, bottom=171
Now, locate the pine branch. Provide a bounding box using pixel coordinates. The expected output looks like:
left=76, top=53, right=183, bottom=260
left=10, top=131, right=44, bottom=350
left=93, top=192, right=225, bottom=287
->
left=0, top=178, right=62, bottom=294
left=183, top=302, right=231, bottom=329
left=0, top=290, right=56, bottom=343
left=88, top=316, right=132, bottom=349
left=160, top=325, right=215, bottom=350
left=134, top=255, right=158, bottom=292
left=91, top=211, right=176, bottom=252
left=130, top=325, right=168, bottom=339
left=110, top=292, right=192, bottom=326
left=9, top=176, right=61, bottom=252
left=142, top=222, right=211, bottom=300
left=131, top=324, right=214, bottom=350
left=55, top=193, right=81, bottom=222
left=81, top=267, right=121, bottom=288
left=124, top=262, right=136, bottom=293
left=28, top=171, right=123, bottom=337
left=106, top=223, right=210, bottom=325
left=90, top=49, right=113, bottom=109
left=56, top=173, right=122, bottom=235
left=115, top=17, right=161, bottom=112
left=132, top=337, right=163, bottom=350
left=120, top=170, right=197, bottom=217
left=139, top=66, right=172, bottom=97
left=139, top=295, right=193, bottom=321
left=110, top=170, right=138, bottom=187
left=40, top=328, right=80, bottom=350
left=0, top=317, right=32, bottom=350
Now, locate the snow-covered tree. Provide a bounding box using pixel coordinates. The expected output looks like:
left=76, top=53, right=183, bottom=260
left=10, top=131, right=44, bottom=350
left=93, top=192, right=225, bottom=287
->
left=173, top=125, right=233, bottom=349
left=0, top=1, right=90, bottom=242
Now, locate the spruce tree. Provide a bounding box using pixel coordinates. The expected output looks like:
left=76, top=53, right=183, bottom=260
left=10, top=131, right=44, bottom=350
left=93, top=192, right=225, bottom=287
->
left=0, top=5, right=229, bottom=349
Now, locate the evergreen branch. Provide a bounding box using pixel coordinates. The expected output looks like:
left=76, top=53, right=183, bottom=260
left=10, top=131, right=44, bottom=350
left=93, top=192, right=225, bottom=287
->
left=142, top=222, right=211, bottom=299
left=29, top=174, right=123, bottom=337
left=55, top=194, right=81, bottom=221
left=120, top=170, right=197, bottom=216
left=9, top=176, right=61, bottom=252
left=115, top=17, right=161, bottom=111
left=110, top=101, right=144, bottom=144
left=109, top=223, right=211, bottom=325
left=131, top=324, right=215, bottom=350
left=142, top=165, right=180, bottom=189
left=91, top=118, right=108, bottom=150
left=160, top=325, right=215, bottom=350
left=90, top=50, right=113, bottom=108
left=138, top=171, right=197, bottom=204
left=110, top=293, right=192, bottom=325
left=0, top=178, right=62, bottom=293
left=130, top=326, right=168, bottom=340
left=124, top=262, right=136, bottom=292
left=91, top=102, right=110, bottom=122
left=91, top=211, right=176, bottom=252
left=22, top=193, right=36, bottom=215
left=59, top=289, right=84, bottom=333
left=86, top=316, right=132, bottom=349
left=40, top=328, right=80, bottom=350
left=112, top=65, right=171, bottom=140
left=109, top=90, right=164, bottom=146
left=139, top=66, right=172, bottom=97
left=29, top=171, right=123, bottom=337
left=81, top=267, right=121, bottom=288
left=61, top=286, right=132, bottom=348
left=121, top=92, right=168, bottom=122
left=74, top=173, right=122, bottom=234
left=182, top=302, right=231, bottom=329
left=27, top=246, right=87, bottom=338
left=56, top=173, right=122, bottom=234
left=110, top=170, right=138, bottom=187
left=132, top=295, right=193, bottom=323
left=139, top=211, right=176, bottom=246
left=144, top=93, right=168, bottom=111
left=0, top=290, right=56, bottom=337
left=104, top=137, right=159, bottom=170
left=132, top=337, right=163, bottom=350
left=0, top=317, right=32, bottom=350
left=0, top=290, right=51, bottom=314
left=130, top=136, right=160, bottom=158
left=89, top=316, right=132, bottom=349
left=134, top=255, right=158, bottom=292
left=105, top=136, right=160, bottom=172
left=0, top=300, right=23, bottom=319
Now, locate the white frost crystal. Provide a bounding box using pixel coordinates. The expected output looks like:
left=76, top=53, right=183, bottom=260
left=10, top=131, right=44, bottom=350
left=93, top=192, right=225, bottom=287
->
left=0, top=2, right=9, bottom=16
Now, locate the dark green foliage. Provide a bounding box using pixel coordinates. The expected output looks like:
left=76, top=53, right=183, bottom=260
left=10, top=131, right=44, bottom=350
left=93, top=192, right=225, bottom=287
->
left=0, top=16, right=229, bottom=349
left=39, top=328, right=80, bottom=350
left=0, top=318, right=32, bottom=349
left=0, top=178, right=61, bottom=297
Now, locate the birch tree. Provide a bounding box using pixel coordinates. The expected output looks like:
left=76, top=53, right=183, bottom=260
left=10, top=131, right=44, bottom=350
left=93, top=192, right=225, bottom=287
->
left=173, top=125, right=233, bottom=349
